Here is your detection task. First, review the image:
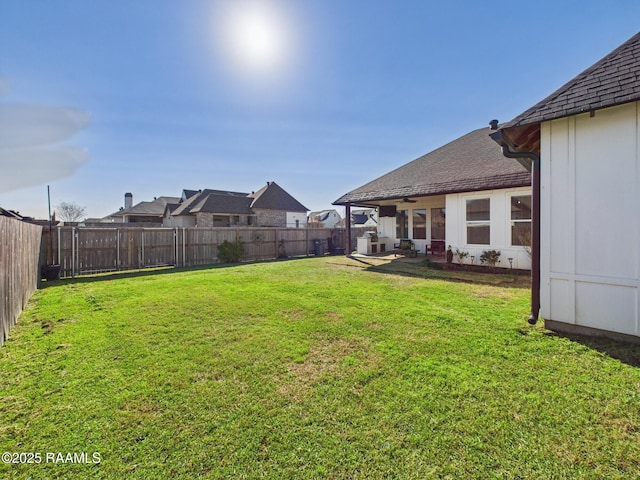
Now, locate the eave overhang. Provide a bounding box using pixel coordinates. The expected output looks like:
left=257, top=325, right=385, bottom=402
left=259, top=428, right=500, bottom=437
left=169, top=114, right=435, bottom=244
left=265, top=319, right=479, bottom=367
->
left=333, top=172, right=531, bottom=207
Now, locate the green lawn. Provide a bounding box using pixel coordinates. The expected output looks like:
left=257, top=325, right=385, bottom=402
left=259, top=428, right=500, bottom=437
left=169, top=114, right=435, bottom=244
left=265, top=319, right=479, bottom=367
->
left=1, top=256, right=639, bottom=479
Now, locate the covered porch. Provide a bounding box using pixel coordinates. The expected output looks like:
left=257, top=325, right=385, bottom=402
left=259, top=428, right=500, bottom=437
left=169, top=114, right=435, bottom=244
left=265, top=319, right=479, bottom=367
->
left=333, top=128, right=532, bottom=263
left=342, top=195, right=446, bottom=256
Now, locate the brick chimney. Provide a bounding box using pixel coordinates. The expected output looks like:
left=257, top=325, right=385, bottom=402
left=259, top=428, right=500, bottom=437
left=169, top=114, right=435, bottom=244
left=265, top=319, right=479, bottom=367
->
left=124, top=192, right=133, bottom=209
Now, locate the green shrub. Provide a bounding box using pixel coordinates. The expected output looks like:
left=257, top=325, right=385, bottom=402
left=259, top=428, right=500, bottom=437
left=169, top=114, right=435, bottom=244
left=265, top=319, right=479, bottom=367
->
left=217, top=238, right=245, bottom=263
left=422, top=257, right=442, bottom=269
left=454, top=247, right=469, bottom=264
left=480, top=249, right=501, bottom=266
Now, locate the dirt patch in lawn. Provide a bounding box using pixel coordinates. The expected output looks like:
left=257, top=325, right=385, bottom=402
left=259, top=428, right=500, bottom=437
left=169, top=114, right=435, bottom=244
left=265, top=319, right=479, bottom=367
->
left=279, top=337, right=380, bottom=402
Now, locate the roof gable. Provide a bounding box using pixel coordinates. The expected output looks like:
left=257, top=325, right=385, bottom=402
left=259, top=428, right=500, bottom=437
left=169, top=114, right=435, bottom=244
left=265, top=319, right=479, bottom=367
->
left=333, top=128, right=530, bottom=205
left=181, top=189, right=199, bottom=201
left=250, top=182, right=308, bottom=212
left=309, top=209, right=340, bottom=221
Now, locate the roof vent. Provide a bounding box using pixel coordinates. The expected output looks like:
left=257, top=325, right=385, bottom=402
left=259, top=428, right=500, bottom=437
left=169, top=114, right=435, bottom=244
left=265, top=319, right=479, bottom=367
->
left=489, top=119, right=499, bottom=130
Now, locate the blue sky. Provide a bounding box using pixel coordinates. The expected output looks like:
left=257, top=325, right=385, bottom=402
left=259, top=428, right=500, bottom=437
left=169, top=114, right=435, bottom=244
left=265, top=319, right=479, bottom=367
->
left=1, top=1, right=638, bottom=219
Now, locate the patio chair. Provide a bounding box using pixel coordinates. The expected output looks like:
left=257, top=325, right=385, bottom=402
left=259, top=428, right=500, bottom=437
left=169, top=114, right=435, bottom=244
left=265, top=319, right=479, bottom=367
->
left=393, top=239, right=418, bottom=257
left=426, top=240, right=445, bottom=256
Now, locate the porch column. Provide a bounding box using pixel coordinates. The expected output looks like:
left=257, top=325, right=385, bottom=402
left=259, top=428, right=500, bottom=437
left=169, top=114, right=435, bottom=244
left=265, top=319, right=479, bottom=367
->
left=345, top=202, right=351, bottom=255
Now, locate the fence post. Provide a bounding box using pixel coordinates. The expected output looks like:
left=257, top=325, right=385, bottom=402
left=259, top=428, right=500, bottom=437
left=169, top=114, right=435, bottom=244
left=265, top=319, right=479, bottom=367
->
left=173, top=228, right=178, bottom=266
left=71, top=227, right=76, bottom=278
left=25, top=226, right=352, bottom=278
left=57, top=227, right=61, bottom=265
left=182, top=227, right=186, bottom=267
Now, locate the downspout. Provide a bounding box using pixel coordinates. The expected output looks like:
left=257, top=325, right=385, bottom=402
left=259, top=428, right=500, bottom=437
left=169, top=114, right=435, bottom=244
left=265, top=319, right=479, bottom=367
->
left=489, top=126, right=541, bottom=324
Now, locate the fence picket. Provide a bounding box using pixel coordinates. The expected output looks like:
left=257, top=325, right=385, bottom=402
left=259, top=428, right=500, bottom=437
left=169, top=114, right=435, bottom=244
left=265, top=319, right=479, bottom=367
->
left=0, top=217, right=42, bottom=346
left=40, top=226, right=374, bottom=277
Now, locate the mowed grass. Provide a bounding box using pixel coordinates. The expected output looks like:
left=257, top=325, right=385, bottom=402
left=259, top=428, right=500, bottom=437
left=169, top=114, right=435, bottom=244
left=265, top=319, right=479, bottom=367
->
left=1, top=257, right=640, bottom=479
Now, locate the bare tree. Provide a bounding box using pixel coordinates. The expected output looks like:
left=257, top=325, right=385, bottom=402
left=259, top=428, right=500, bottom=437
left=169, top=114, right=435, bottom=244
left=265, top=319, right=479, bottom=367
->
left=56, top=201, right=87, bottom=222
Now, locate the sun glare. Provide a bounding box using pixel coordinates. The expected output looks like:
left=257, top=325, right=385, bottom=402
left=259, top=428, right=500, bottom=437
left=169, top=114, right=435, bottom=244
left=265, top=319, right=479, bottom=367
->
left=217, top=1, right=294, bottom=76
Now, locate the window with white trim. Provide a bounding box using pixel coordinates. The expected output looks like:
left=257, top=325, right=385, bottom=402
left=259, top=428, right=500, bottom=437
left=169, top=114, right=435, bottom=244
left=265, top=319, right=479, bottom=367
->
left=466, top=198, right=490, bottom=245
left=510, top=195, right=531, bottom=246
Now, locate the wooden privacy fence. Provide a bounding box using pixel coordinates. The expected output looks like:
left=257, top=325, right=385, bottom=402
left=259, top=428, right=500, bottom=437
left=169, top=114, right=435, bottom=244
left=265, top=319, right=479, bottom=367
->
left=1, top=217, right=42, bottom=346
left=41, top=226, right=374, bottom=278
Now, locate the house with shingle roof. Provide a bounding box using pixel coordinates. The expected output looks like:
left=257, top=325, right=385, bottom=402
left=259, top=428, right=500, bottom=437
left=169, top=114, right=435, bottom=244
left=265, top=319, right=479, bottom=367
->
left=163, top=181, right=308, bottom=228
left=491, top=31, right=640, bottom=342
left=0, top=207, right=28, bottom=221
left=102, top=194, right=180, bottom=225
left=164, top=189, right=252, bottom=227
left=334, top=127, right=532, bottom=267
left=350, top=209, right=377, bottom=228
left=308, top=209, right=342, bottom=228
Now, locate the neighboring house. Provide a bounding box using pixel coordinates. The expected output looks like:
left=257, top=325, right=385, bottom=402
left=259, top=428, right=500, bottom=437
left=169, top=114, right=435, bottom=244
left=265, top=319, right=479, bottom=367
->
left=0, top=207, right=28, bottom=221
left=334, top=128, right=532, bottom=269
left=163, top=181, right=308, bottom=228
left=164, top=189, right=253, bottom=227
left=0, top=207, right=57, bottom=227
left=250, top=181, right=308, bottom=228
left=308, top=209, right=342, bottom=228
left=102, top=193, right=180, bottom=225
left=491, top=32, right=640, bottom=342
left=351, top=208, right=377, bottom=228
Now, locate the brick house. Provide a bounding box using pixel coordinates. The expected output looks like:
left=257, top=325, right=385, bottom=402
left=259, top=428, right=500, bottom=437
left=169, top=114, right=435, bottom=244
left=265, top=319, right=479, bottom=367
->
left=163, top=181, right=308, bottom=228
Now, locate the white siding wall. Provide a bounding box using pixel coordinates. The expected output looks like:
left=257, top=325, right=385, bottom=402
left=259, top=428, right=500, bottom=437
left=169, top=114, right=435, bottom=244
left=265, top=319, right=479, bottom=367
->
left=287, top=212, right=307, bottom=228
left=322, top=211, right=341, bottom=228
left=541, top=102, right=640, bottom=337
left=374, top=191, right=531, bottom=268
left=378, top=216, right=395, bottom=241
left=446, top=187, right=532, bottom=270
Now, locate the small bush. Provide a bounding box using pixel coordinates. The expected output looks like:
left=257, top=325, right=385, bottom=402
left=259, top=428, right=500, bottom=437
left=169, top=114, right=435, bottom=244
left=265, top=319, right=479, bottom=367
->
left=218, top=239, right=245, bottom=263
left=480, top=249, right=501, bottom=266
left=422, top=257, right=442, bottom=269
left=454, top=248, right=469, bottom=264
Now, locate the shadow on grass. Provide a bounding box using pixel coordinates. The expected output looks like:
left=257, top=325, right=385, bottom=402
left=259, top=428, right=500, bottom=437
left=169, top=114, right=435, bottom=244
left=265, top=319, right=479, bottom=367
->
left=38, top=256, right=311, bottom=288
left=40, top=254, right=531, bottom=291
left=544, top=330, right=640, bottom=368
left=348, top=255, right=531, bottom=289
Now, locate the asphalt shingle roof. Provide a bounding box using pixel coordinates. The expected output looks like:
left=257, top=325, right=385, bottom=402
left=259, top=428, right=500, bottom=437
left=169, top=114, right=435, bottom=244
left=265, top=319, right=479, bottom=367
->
left=250, top=182, right=308, bottom=212
left=171, top=183, right=308, bottom=216
left=333, top=128, right=531, bottom=205
left=504, top=32, right=640, bottom=128
left=190, top=193, right=253, bottom=215
left=115, top=196, right=180, bottom=216
left=171, top=189, right=249, bottom=216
